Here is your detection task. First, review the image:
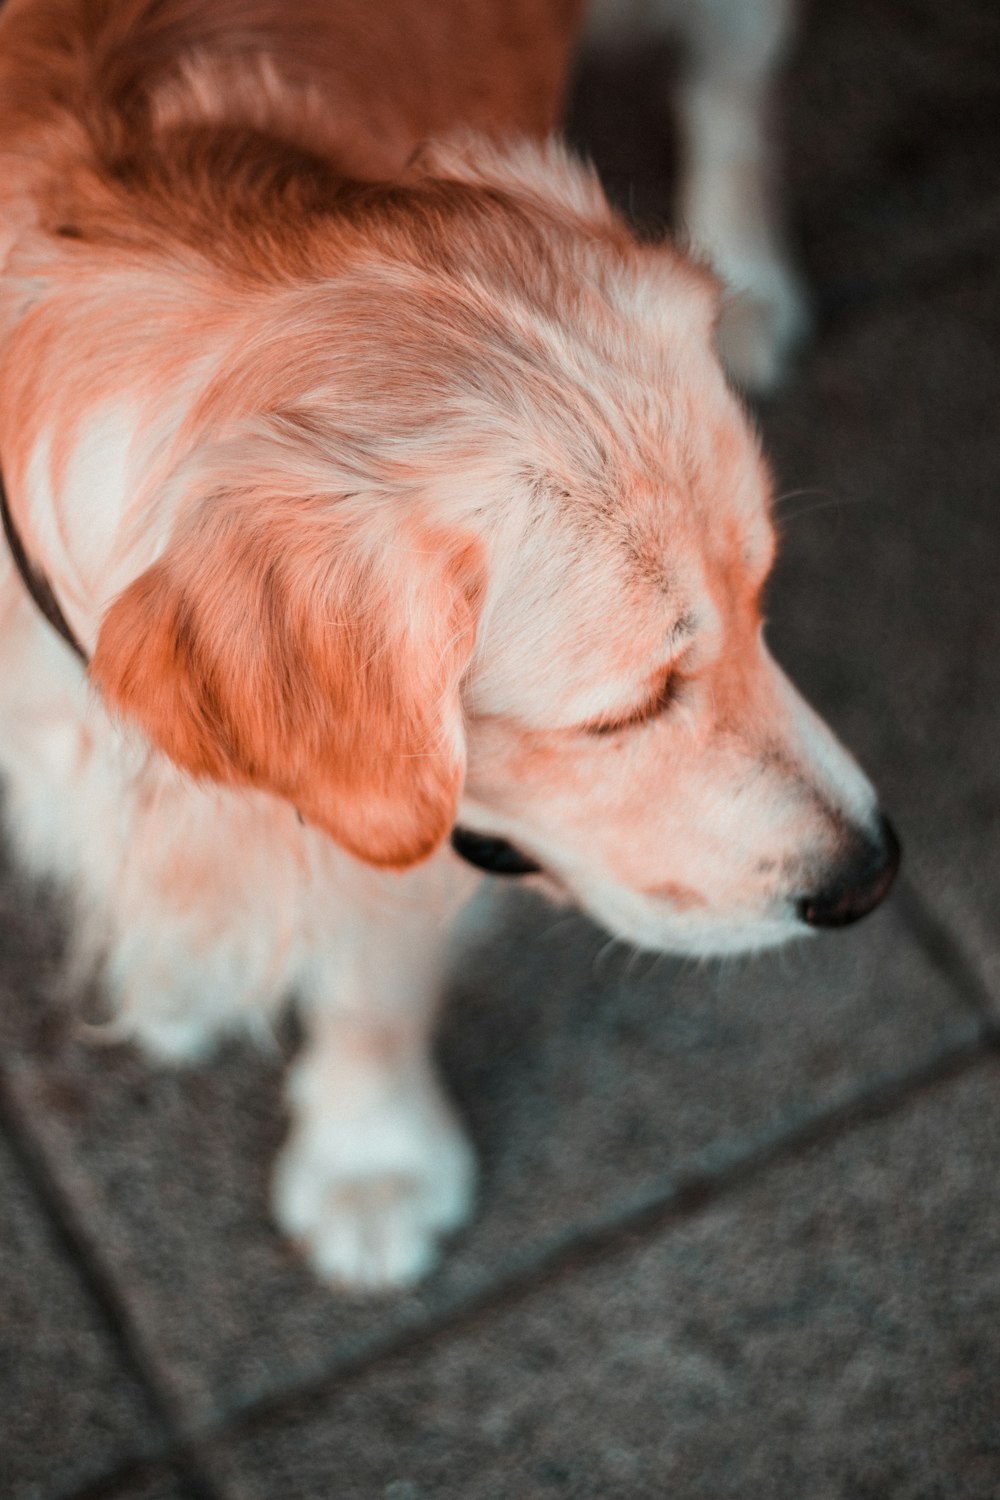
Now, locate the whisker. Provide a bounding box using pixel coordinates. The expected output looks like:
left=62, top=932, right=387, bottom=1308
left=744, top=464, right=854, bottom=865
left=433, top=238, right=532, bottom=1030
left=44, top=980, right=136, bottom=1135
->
left=773, top=486, right=830, bottom=510
left=592, top=933, right=625, bottom=977
left=539, top=912, right=582, bottom=945
left=776, top=493, right=866, bottom=526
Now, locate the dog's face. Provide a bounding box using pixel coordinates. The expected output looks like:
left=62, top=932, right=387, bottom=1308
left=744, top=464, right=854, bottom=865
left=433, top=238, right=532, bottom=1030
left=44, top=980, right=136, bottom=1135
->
left=450, top=268, right=889, bottom=954
left=459, top=461, right=882, bottom=955
left=78, top=139, right=895, bottom=955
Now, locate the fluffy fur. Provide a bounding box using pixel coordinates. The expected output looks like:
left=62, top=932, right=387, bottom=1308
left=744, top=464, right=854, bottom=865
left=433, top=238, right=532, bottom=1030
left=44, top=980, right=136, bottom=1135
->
left=0, top=0, right=888, bottom=1289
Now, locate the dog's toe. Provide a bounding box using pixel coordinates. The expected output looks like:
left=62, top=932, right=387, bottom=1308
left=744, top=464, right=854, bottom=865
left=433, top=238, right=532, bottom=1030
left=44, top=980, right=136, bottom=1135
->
left=307, top=1176, right=448, bottom=1290
left=272, top=1098, right=476, bottom=1293
left=126, top=1012, right=220, bottom=1065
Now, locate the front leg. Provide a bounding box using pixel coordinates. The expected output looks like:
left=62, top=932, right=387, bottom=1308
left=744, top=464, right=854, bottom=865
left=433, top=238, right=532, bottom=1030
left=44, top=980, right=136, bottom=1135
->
left=273, top=898, right=477, bottom=1292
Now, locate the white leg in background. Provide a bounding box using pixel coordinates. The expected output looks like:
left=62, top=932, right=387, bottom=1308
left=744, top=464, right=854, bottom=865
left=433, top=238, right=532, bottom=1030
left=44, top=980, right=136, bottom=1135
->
left=673, top=0, right=809, bottom=391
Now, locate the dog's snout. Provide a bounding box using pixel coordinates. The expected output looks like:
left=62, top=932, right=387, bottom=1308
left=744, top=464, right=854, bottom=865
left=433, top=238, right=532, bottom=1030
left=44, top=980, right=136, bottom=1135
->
left=798, top=816, right=901, bottom=929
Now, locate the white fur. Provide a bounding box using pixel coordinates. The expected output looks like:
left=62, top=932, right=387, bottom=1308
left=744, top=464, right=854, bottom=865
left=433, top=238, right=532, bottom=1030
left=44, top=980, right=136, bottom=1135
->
left=0, top=0, right=881, bottom=1293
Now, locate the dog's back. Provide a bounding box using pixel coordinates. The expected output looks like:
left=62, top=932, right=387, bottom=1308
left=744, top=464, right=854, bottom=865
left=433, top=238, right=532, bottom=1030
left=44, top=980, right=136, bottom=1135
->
left=0, top=0, right=584, bottom=184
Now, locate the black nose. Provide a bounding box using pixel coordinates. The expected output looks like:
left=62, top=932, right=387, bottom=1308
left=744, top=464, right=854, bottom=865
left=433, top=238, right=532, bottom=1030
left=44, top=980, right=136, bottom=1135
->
left=798, top=816, right=901, bottom=929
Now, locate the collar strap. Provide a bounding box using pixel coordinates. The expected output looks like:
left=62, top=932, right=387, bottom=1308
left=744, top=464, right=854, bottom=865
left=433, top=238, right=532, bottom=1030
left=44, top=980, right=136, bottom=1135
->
left=0, top=469, right=89, bottom=664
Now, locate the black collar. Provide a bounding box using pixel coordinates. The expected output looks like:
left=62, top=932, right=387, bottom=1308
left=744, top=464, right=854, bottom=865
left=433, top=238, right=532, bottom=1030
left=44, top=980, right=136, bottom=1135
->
left=0, top=469, right=89, bottom=663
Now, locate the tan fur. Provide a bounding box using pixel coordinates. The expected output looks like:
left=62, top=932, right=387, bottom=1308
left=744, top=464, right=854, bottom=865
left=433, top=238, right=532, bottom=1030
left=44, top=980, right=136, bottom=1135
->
left=0, top=0, right=890, bottom=1290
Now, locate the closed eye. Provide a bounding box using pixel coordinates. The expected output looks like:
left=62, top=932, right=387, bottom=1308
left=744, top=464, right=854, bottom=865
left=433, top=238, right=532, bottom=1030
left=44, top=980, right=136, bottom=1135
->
left=585, top=668, right=684, bottom=736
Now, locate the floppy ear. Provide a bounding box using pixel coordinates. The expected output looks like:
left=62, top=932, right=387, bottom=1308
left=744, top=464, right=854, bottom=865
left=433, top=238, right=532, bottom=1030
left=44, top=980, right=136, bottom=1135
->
left=90, top=489, right=485, bottom=868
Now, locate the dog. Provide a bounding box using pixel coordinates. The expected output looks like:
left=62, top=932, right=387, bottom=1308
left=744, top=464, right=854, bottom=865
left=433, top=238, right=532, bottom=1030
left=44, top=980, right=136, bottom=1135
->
left=0, top=0, right=897, bottom=1291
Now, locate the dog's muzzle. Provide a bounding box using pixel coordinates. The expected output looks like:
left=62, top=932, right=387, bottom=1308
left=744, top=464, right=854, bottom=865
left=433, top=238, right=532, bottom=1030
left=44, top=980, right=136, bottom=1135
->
left=798, top=815, right=901, bottom=928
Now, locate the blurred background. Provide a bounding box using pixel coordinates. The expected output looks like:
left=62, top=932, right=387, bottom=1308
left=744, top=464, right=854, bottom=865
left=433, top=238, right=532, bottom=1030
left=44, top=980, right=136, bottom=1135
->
left=2, top=0, right=1000, bottom=1496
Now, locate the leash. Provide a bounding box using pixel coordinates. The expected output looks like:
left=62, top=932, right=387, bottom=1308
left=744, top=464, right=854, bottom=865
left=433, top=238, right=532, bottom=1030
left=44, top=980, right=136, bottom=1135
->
left=0, top=468, right=90, bottom=664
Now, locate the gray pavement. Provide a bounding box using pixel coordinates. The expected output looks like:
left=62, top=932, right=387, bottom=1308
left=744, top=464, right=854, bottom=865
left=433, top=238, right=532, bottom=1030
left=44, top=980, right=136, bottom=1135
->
left=3, top=1, right=1000, bottom=1496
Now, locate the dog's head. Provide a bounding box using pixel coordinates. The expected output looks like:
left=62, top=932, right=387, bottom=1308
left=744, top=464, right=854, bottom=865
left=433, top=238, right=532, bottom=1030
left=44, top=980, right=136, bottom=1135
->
left=87, top=137, right=897, bottom=953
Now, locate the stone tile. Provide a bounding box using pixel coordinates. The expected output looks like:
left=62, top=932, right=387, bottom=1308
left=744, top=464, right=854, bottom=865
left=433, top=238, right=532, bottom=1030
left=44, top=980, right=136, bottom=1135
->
left=64, top=1463, right=197, bottom=1500
left=759, top=262, right=1000, bottom=1005
left=0, top=841, right=72, bottom=1054
left=572, top=0, right=1000, bottom=307
left=207, top=1058, right=1000, bottom=1500
left=1, top=869, right=976, bottom=1430
left=0, top=1124, right=162, bottom=1500
left=782, top=0, right=1000, bottom=309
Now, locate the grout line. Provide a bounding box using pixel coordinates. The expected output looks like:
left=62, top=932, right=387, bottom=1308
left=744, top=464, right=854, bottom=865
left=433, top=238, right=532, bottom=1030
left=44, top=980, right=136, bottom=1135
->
left=0, top=1068, right=225, bottom=1500
left=51, top=1454, right=185, bottom=1500
left=894, top=875, right=1000, bottom=1032
left=20, top=877, right=1000, bottom=1496
left=26, top=1002, right=1000, bottom=1496
left=183, top=1026, right=996, bottom=1452
left=50, top=1441, right=226, bottom=1500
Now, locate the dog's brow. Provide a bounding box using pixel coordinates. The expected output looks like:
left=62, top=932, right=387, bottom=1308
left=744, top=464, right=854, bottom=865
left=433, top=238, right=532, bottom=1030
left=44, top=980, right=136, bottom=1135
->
left=581, top=611, right=696, bottom=735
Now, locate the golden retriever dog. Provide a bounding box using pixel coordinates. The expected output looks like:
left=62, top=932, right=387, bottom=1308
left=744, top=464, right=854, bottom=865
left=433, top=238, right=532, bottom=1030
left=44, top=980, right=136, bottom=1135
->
left=0, top=0, right=897, bottom=1290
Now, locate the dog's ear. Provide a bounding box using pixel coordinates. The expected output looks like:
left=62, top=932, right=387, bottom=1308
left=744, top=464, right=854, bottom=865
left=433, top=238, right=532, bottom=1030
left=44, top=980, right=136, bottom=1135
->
left=91, top=489, right=485, bottom=868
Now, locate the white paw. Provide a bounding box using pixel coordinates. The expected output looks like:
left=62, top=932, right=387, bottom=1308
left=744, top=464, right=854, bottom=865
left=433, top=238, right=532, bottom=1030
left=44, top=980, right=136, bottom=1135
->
left=714, top=258, right=810, bottom=394
left=127, top=1012, right=219, bottom=1065
left=273, top=1060, right=476, bottom=1292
